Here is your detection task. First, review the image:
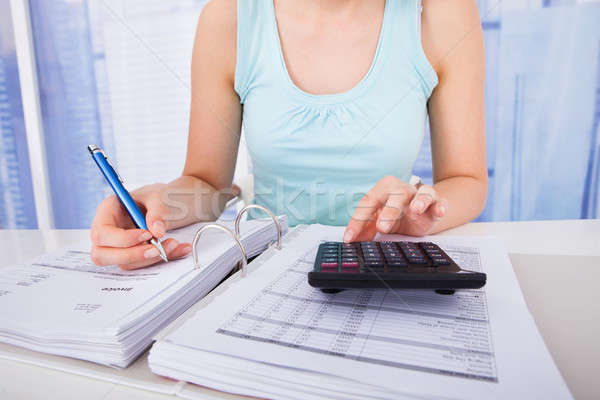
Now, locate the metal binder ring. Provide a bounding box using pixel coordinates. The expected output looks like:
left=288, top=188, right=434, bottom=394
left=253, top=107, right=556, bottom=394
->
left=192, top=224, right=248, bottom=277
left=234, top=205, right=282, bottom=250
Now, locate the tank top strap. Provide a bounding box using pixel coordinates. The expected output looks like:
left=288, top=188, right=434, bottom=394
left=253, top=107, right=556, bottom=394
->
left=235, top=0, right=280, bottom=103
left=387, top=0, right=438, bottom=97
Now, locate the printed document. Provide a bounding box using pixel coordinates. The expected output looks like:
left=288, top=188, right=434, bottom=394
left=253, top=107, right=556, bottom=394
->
left=150, top=224, right=572, bottom=400
left=0, top=217, right=286, bottom=367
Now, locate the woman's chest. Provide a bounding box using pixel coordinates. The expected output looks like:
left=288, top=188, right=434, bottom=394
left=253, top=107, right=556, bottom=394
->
left=274, top=1, right=386, bottom=96
left=242, top=92, right=429, bottom=178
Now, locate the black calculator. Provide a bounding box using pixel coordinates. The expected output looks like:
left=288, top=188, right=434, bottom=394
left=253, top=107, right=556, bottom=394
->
left=308, top=241, right=486, bottom=293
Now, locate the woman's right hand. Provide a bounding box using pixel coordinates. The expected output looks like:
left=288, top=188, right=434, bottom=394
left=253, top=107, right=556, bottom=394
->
left=90, top=184, right=192, bottom=270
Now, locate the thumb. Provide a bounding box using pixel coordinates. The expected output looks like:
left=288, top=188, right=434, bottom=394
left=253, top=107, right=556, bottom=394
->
left=143, top=193, right=168, bottom=238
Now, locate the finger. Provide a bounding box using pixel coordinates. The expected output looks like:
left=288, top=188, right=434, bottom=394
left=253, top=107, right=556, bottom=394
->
left=409, top=185, right=437, bottom=218
left=91, top=238, right=179, bottom=267
left=90, top=225, right=152, bottom=248
left=93, top=195, right=135, bottom=227
left=344, top=192, right=382, bottom=242
left=376, top=188, right=414, bottom=233
left=144, top=193, right=169, bottom=238
left=120, top=241, right=192, bottom=270
left=345, top=178, right=413, bottom=242
left=167, top=243, right=193, bottom=260
left=352, top=209, right=382, bottom=242
left=429, top=197, right=448, bottom=220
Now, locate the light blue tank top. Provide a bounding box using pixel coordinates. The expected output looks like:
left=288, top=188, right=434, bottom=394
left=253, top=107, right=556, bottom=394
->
left=235, top=0, right=438, bottom=226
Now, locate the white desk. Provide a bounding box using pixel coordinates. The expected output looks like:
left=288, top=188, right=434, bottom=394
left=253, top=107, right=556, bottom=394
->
left=0, top=220, right=598, bottom=400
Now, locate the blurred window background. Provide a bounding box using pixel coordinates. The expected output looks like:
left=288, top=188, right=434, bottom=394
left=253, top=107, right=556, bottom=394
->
left=2, top=0, right=599, bottom=229
left=0, top=0, right=37, bottom=228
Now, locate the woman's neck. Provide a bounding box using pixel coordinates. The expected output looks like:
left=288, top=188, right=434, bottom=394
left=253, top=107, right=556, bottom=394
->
left=275, top=0, right=371, bottom=21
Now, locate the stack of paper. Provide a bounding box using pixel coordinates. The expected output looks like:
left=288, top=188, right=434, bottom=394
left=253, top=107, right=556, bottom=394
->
left=0, top=217, right=287, bottom=368
left=149, top=224, right=572, bottom=400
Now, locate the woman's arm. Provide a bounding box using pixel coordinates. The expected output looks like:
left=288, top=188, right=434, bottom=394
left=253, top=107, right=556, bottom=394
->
left=166, top=0, right=242, bottom=229
left=422, top=0, right=487, bottom=233
left=344, top=0, right=486, bottom=241
left=90, top=0, right=241, bottom=269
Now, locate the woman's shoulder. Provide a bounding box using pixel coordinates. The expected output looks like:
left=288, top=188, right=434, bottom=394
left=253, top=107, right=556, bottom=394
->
left=421, top=0, right=483, bottom=77
left=198, top=0, right=237, bottom=34
left=194, top=0, right=237, bottom=81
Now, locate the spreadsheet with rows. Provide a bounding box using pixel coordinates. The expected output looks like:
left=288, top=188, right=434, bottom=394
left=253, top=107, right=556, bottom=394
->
left=218, top=243, right=497, bottom=381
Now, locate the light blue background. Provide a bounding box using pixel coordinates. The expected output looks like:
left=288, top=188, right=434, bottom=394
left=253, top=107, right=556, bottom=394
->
left=0, top=1, right=37, bottom=229
left=1, top=0, right=599, bottom=228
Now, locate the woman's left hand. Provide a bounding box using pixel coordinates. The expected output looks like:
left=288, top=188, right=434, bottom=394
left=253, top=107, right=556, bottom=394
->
left=343, top=176, right=447, bottom=242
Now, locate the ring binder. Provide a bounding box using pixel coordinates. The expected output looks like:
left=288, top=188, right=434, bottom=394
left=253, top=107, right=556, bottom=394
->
left=191, top=224, right=249, bottom=276
left=235, top=204, right=282, bottom=250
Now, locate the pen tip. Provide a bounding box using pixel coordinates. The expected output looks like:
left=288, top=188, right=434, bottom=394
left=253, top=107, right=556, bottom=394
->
left=151, top=238, right=168, bottom=262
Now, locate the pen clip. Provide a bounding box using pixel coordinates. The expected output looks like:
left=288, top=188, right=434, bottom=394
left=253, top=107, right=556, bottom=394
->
left=101, top=150, right=125, bottom=184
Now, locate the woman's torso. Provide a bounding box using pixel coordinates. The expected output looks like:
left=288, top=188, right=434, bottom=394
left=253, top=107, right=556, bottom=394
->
left=235, top=0, right=438, bottom=226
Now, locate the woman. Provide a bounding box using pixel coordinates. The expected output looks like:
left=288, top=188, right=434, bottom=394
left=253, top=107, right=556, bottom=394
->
left=90, top=0, right=487, bottom=270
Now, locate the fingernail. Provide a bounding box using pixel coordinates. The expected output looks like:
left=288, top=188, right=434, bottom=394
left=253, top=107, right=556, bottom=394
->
left=165, top=240, right=178, bottom=253
left=412, top=200, right=424, bottom=213
left=152, top=221, right=166, bottom=237
left=343, top=230, right=355, bottom=243
left=378, top=220, right=392, bottom=233
left=139, top=231, right=152, bottom=242
left=144, top=247, right=159, bottom=259
left=439, top=205, right=447, bottom=216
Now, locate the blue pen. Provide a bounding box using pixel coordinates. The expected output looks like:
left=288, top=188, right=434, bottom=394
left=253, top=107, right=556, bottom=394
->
left=88, top=144, right=168, bottom=262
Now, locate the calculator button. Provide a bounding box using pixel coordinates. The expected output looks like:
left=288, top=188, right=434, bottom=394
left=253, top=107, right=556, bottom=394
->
left=408, top=258, right=428, bottom=265
left=388, top=260, right=408, bottom=267
left=432, top=258, right=450, bottom=266
left=362, top=247, right=378, bottom=252
left=386, top=257, right=407, bottom=263
left=320, top=262, right=338, bottom=269
left=362, top=253, right=380, bottom=259
left=341, top=257, right=358, bottom=262
left=341, top=262, right=359, bottom=268
left=385, top=255, right=405, bottom=261
left=364, top=262, right=384, bottom=268
left=405, top=254, right=422, bottom=260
